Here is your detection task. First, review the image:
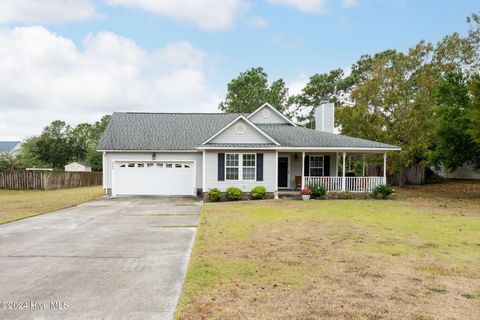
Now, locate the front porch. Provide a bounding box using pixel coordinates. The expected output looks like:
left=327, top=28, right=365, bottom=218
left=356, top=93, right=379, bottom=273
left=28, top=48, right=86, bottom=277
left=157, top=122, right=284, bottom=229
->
left=276, top=151, right=387, bottom=193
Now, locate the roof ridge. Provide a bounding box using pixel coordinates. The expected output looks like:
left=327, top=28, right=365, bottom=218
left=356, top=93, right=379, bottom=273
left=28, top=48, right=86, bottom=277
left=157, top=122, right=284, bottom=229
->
left=116, top=112, right=247, bottom=115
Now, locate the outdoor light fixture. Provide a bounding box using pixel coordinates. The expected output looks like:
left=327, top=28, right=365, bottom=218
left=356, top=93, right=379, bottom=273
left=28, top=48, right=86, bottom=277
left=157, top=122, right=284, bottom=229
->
left=294, top=153, right=299, bottom=161
left=152, top=152, right=156, bottom=160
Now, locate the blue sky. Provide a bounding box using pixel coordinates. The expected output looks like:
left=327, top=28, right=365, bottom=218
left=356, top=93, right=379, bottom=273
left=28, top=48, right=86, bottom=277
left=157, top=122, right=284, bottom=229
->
left=0, top=0, right=478, bottom=139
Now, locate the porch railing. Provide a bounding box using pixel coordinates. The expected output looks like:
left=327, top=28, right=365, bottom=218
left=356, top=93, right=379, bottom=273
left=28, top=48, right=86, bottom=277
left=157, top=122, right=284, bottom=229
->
left=304, top=176, right=384, bottom=192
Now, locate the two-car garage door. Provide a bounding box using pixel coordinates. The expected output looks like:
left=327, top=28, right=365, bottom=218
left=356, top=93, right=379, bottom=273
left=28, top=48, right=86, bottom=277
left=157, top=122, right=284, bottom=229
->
left=112, top=160, right=196, bottom=196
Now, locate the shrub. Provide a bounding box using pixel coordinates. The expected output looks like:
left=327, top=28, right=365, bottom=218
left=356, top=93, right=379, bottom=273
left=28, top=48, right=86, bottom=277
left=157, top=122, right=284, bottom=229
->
left=207, top=188, right=222, bottom=202
left=250, top=186, right=266, bottom=200
left=308, top=184, right=327, bottom=200
left=225, top=187, right=244, bottom=201
left=300, top=188, right=311, bottom=195
left=373, top=184, right=394, bottom=199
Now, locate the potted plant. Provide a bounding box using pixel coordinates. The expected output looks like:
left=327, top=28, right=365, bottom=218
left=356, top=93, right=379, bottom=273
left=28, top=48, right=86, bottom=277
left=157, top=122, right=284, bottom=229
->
left=300, top=188, right=311, bottom=200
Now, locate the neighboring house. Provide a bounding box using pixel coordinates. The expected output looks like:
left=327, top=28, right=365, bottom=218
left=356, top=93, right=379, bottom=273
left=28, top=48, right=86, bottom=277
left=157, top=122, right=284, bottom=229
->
left=65, top=162, right=92, bottom=172
left=98, top=103, right=400, bottom=196
left=0, top=141, right=22, bottom=155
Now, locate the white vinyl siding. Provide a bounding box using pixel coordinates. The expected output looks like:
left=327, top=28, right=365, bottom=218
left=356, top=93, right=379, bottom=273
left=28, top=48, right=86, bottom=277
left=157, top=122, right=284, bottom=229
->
left=105, top=152, right=202, bottom=190
left=209, top=119, right=273, bottom=144
left=248, top=106, right=291, bottom=124
left=204, top=150, right=276, bottom=192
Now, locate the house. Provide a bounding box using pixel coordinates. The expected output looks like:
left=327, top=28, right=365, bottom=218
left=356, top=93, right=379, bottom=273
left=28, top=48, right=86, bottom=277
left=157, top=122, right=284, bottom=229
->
left=65, top=162, right=92, bottom=172
left=0, top=141, right=22, bottom=155
left=98, top=103, right=400, bottom=196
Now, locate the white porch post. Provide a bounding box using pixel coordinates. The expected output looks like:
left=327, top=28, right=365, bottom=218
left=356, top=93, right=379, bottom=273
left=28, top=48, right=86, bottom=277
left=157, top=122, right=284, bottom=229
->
left=102, top=152, right=106, bottom=194
left=342, top=152, right=346, bottom=191
left=362, top=154, right=366, bottom=176
left=274, top=150, right=278, bottom=192
left=383, top=152, right=387, bottom=184
left=202, top=150, right=206, bottom=193
left=301, top=151, right=305, bottom=189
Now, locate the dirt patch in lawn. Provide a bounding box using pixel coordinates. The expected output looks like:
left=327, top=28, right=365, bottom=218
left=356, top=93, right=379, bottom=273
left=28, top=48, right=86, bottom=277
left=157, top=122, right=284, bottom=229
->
left=177, top=181, right=480, bottom=320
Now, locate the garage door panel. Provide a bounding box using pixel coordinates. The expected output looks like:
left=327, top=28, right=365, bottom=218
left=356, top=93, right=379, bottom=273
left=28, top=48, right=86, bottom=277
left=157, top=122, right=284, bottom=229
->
left=113, top=161, right=195, bottom=196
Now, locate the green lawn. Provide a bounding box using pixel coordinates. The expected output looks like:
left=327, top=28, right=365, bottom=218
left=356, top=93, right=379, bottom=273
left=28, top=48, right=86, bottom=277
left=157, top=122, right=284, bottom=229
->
left=0, top=186, right=103, bottom=224
left=177, top=181, right=480, bottom=320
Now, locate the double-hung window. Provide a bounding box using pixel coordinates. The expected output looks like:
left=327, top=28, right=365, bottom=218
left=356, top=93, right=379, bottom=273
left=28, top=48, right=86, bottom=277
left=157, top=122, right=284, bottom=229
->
left=242, top=154, right=256, bottom=180
left=225, top=153, right=256, bottom=181
left=309, top=155, right=324, bottom=176
left=225, top=154, right=239, bottom=180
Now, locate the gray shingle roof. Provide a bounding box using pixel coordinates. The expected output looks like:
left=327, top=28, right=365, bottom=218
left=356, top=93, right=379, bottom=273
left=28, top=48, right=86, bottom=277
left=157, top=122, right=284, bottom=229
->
left=98, top=113, right=242, bottom=150
left=258, top=124, right=398, bottom=149
left=0, top=141, right=20, bottom=152
left=98, top=113, right=399, bottom=151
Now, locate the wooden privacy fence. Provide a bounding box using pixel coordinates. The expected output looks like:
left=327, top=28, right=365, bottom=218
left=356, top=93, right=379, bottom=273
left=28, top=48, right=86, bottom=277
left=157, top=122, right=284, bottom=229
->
left=0, top=170, right=102, bottom=190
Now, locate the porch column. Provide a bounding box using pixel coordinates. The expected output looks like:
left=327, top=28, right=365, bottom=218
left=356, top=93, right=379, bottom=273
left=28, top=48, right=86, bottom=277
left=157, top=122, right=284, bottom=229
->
left=301, top=152, right=305, bottom=189
left=102, top=152, right=106, bottom=194
left=383, top=153, right=387, bottom=184
left=362, top=154, right=366, bottom=176
left=342, top=152, right=346, bottom=191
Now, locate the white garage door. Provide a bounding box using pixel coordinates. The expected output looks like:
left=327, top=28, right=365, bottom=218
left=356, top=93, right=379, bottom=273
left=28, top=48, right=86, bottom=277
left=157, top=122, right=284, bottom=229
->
left=112, top=160, right=196, bottom=196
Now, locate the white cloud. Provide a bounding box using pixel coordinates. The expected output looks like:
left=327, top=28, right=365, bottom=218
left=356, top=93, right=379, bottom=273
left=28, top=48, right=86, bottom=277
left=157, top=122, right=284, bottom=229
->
left=106, top=0, right=248, bottom=30
left=267, top=0, right=359, bottom=13
left=342, top=0, right=358, bottom=7
left=266, top=0, right=328, bottom=14
left=0, top=26, right=221, bottom=140
left=0, top=0, right=96, bottom=23
left=288, top=74, right=309, bottom=96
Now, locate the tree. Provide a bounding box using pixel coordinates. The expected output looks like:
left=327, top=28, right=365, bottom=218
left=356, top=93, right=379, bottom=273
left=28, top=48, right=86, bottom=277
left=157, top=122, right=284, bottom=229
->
left=430, top=72, right=480, bottom=171
left=468, top=76, right=480, bottom=145
left=219, top=67, right=292, bottom=113
left=16, top=115, right=111, bottom=170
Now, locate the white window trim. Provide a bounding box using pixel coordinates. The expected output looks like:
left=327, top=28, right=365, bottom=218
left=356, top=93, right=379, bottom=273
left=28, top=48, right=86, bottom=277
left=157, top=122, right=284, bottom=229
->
left=225, top=153, right=257, bottom=181
left=309, top=155, right=324, bottom=177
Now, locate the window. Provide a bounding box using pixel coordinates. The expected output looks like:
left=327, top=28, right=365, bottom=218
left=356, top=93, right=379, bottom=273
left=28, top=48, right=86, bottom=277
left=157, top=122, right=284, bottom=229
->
left=309, top=155, right=324, bottom=176
left=225, top=153, right=256, bottom=181
left=225, top=154, right=239, bottom=180
left=242, top=154, right=256, bottom=180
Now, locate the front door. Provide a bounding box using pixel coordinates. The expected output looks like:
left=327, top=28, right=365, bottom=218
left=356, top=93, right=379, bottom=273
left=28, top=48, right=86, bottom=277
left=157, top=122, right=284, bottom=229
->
left=278, top=157, right=289, bottom=188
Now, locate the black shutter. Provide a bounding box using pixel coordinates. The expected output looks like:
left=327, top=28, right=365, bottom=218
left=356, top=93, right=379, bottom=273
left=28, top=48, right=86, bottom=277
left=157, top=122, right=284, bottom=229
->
left=218, top=153, right=225, bottom=181
left=304, top=155, right=310, bottom=176
left=256, top=153, right=263, bottom=181
left=323, top=156, right=330, bottom=176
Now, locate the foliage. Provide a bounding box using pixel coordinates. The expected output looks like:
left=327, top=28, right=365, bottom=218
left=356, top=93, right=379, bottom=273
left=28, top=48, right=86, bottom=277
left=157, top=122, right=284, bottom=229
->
left=250, top=186, right=266, bottom=200
left=0, top=152, right=22, bottom=170
left=430, top=72, right=480, bottom=171
left=207, top=188, right=223, bottom=202
left=225, top=187, right=244, bottom=201
left=17, top=115, right=110, bottom=170
left=308, top=184, right=327, bottom=200
left=373, top=184, right=395, bottom=199
left=300, top=188, right=311, bottom=195
left=468, top=76, right=480, bottom=146
left=219, top=67, right=293, bottom=113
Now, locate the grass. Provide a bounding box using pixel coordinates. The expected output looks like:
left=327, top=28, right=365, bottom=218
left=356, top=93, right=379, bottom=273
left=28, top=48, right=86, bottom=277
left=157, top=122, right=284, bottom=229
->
left=0, top=186, right=103, bottom=224
left=177, top=181, right=480, bottom=320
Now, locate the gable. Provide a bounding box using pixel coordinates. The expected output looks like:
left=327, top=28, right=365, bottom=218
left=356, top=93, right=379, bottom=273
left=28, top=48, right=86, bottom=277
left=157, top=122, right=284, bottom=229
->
left=208, top=118, right=276, bottom=145
left=247, top=103, right=296, bottom=126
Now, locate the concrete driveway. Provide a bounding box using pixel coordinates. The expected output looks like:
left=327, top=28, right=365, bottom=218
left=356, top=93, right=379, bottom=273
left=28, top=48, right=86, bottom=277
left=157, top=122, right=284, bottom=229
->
left=0, top=196, right=201, bottom=320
